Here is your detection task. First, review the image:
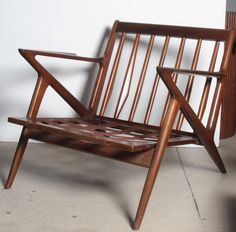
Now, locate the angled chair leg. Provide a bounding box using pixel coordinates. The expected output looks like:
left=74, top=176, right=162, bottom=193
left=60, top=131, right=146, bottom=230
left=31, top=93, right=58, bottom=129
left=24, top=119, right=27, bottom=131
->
left=5, top=127, right=29, bottom=189
left=133, top=99, right=180, bottom=230
left=132, top=141, right=167, bottom=230
left=202, top=137, right=226, bottom=173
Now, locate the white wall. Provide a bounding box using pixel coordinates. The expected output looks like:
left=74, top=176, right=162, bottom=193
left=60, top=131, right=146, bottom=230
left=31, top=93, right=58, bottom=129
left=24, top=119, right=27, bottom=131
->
left=0, top=0, right=226, bottom=142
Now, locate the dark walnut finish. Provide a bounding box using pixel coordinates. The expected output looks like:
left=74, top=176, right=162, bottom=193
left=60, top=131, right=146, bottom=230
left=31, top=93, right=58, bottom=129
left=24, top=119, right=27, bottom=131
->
left=5, top=21, right=235, bottom=230
left=221, top=12, right=236, bottom=138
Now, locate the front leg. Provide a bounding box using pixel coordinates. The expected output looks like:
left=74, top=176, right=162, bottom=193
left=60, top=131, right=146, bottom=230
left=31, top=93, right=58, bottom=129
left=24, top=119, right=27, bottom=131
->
left=5, top=75, right=48, bottom=188
left=133, top=98, right=180, bottom=230
left=5, top=127, right=29, bottom=189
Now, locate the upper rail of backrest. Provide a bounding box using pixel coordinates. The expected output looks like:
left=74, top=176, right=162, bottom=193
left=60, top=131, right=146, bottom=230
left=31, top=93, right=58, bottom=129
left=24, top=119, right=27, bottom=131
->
left=116, top=21, right=230, bottom=42
left=116, top=21, right=235, bottom=74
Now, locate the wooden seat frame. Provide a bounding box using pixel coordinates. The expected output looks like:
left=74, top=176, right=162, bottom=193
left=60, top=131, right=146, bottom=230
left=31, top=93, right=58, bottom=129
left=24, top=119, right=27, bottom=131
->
left=5, top=21, right=235, bottom=230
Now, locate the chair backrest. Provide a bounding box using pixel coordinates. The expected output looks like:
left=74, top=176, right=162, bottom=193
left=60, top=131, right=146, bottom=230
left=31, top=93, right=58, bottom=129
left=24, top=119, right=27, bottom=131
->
left=89, top=21, right=235, bottom=132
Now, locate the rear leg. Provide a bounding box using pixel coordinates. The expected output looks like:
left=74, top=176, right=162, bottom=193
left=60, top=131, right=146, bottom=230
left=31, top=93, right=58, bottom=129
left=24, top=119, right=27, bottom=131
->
left=203, top=137, right=226, bottom=173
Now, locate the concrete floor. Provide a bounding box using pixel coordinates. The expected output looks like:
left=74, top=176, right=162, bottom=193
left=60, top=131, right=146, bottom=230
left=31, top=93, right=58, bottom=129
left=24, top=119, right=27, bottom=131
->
left=0, top=137, right=236, bottom=232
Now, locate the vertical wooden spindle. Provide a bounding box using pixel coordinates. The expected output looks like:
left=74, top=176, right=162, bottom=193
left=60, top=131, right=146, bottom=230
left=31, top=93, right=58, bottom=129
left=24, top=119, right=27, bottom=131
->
left=176, top=39, right=202, bottom=130
left=114, top=34, right=140, bottom=118
left=160, top=37, right=186, bottom=125
left=99, top=33, right=126, bottom=116
left=144, top=36, right=170, bottom=124
left=197, top=41, right=220, bottom=121
left=129, top=35, right=155, bottom=121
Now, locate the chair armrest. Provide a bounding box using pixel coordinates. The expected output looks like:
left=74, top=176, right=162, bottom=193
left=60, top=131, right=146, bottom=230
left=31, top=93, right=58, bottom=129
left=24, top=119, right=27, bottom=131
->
left=19, top=49, right=104, bottom=64
left=18, top=48, right=97, bottom=117
left=156, top=66, right=215, bottom=141
left=157, top=67, right=225, bottom=79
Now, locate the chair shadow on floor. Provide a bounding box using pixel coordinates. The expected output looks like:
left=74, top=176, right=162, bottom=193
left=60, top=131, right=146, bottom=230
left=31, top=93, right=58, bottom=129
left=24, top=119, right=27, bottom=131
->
left=2, top=142, right=147, bottom=225
left=224, top=196, right=236, bottom=232
left=0, top=144, right=16, bottom=187
left=0, top=168, right=6, bottom=187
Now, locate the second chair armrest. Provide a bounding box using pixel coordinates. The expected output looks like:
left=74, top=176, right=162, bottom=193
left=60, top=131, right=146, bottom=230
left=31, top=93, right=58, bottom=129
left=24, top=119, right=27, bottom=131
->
left=19, top=48, right=104, bottom=64
left=156, top=66, right=214, bottom=140
left=156, top=67, right=225, bottom=79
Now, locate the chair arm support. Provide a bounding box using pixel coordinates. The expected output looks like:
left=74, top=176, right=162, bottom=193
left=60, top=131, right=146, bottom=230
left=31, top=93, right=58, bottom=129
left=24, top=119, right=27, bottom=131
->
left=19, top=49, right=104, bottom=64
left=157, top=67, right=225, bottom=79
left=18, top=48, right=94, bottom=117
left=156, top=66, right=214, bottom=143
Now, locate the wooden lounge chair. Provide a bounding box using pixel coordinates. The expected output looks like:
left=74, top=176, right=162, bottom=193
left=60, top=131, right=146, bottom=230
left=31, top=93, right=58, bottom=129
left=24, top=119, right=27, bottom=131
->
left=5, top=21, right=235, bottom=230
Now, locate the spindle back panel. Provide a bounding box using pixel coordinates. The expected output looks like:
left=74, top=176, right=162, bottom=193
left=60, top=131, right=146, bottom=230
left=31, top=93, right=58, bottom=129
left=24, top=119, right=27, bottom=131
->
left=90, top=21, right=232, bottom=132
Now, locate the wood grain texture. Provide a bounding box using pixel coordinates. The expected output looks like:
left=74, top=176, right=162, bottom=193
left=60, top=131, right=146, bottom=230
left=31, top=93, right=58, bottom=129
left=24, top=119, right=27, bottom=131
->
left=221, top=12, right=236, bottom=138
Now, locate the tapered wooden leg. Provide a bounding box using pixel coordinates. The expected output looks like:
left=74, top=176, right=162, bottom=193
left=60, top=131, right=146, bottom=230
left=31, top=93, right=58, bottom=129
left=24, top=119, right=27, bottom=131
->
left=5, top=75, right=47, bottom=189
left=203, top=137, right=226, bottom=173
left=5, top=127, right=29, bottom=189
left=133, top=99, right=180, bottom=230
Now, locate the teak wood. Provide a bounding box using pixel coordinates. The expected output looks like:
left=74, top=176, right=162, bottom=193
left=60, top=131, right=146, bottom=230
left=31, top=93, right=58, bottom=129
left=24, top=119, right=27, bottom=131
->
left=5, top=21, right=235, bottom=230
left=221, top=11, right=236, bottom=138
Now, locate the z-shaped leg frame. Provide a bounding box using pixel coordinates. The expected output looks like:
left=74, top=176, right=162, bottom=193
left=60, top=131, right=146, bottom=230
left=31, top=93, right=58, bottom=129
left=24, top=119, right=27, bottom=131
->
left=157, top=67, right=226, bottom=173
left=5, top=48, right=103, bottom=188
